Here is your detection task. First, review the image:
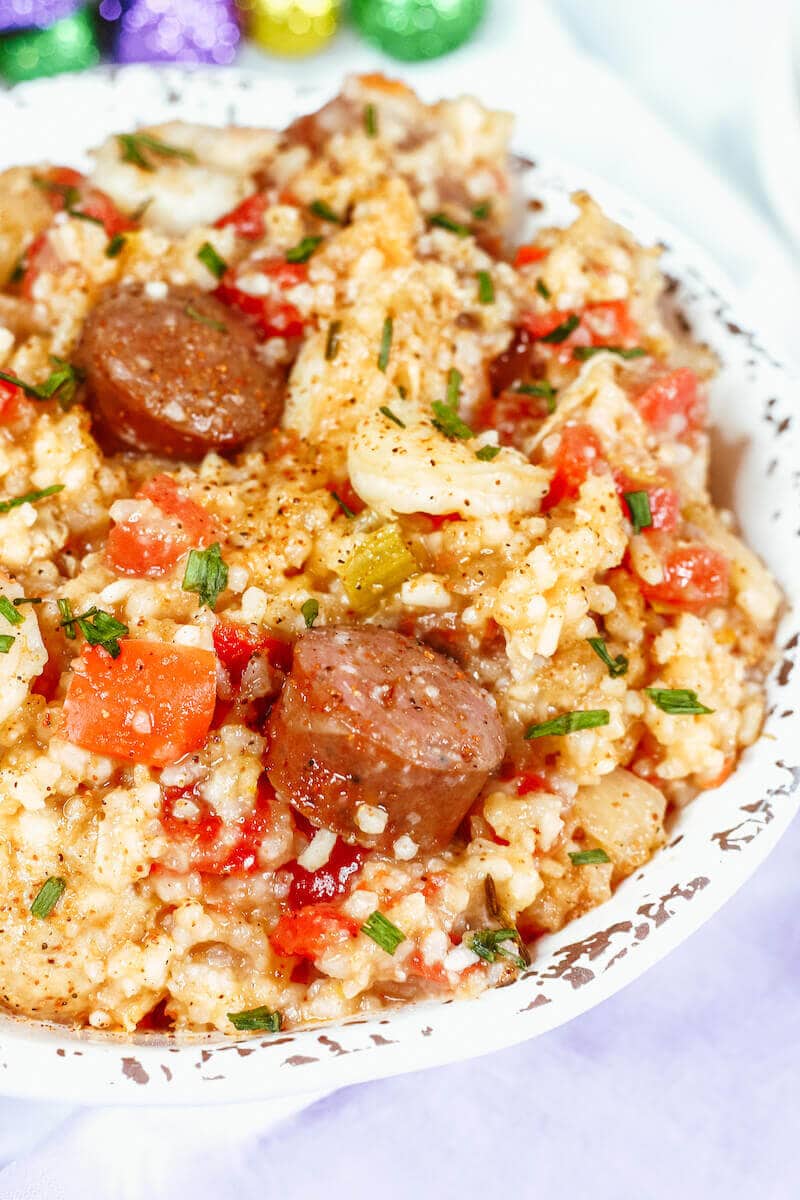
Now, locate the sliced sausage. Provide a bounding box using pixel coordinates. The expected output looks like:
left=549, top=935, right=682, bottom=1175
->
left=75, top=284, right=285, bottom=459
left=265, top=627, right=506, bottom=856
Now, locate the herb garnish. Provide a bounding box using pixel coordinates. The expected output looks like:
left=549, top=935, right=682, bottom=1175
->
left=0, top=359, right=82, bottom=408
left=570, top=848, right=611, bottom=866
left=57, top=603, right=129, bottom=658
left=525, top=709, right=610, bottom=739
left=573, top=346, right=647, bottom=361
left=227, top=1006, right=282, bottom=1033
left=623, top=490, right=652, bottom=535
left=377, top=316, right=393, bottom=372
left=539, top=313, right=580, bottom=344
left=12, top=597, right=42, bottom=606
left=325, top=320, right=341, bottom=361
left=361, top=911, right=406, bottom=955
left=330, top=490, right=355, bottom=518
left=431, top=402, right=474, bottom=440
left=587, top=636, right=628, bottom=678
left=285, top=235, right=323, bottom=264
left=0, top=484, right=64, bottom=515
left=476, top=444, right=501, bottom=461
left=471, top=201, right=491, bottom=220
left=0, top=597, right=24, bottom=626
left=301, top=598, right=319, bottom=628
left=184, top=303, right=227, bottom=334
left=476, top=269, right=494, bottom=304
left=645, top=688, right=714, bottom=715
left=468, top=928, right=528, bottom=971
left=197, top=242, right=228, bottom=280
left=428, top=212, right=471, bottom=237
left=105, top=233, right=126, bottom=258
left=514, top=380, right=557, bottom=414
left=446, top=367, right=462, bottom=407
left=182, top=543, right=229, bottom=610
left=309, top=199, right=343, bottom=224
left=30, top=876, right=66, bottom=919
left=117, top=132, right=197, bottom=171
left=379, top=405, right=406, bottom=428
left=0, top=635, right=14, bottom=654
left=364, top=103, right=378, bottom=137
left=536, top=278, right=551, bottom=300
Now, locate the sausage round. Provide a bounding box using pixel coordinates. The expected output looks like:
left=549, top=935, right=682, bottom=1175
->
left=75, top=284, right=284, bottom=459
left=265, top=626, right=506, bottom=856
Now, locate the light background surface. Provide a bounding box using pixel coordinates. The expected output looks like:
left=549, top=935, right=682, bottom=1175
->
left=0, top=3, right=797, bottom=1196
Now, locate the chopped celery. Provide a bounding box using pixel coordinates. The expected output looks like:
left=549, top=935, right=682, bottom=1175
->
left=339, top=524, right=417, bottom=612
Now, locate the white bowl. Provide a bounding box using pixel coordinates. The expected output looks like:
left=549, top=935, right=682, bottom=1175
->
left=0, top=67, right=798, bottom=1105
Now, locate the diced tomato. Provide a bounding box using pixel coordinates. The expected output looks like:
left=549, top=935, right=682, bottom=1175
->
left=161, top=783, right=223, bottom=848
left=21, top=232, right=59, bottom=299
left=270, top=904, right=360, bottom=959
left=285, top=831, right=365, bottom=908
left=406, top=950, right=448, bottom=985
left=212, top=620, right=293, bottom=682
left=326, top=478, right=366, bottom=517
left=214, top=192, right=268, bottom=240
left=41, top=167, right=135, bottom=239
left=516, top=772, right=550, bottom=796
left=0, top=379, right=30, bottom=425
left=210, top=774, right=274, bottom=874
left=420, top=512, right=462, bottom=531
left=215, top=258, right=308, bottom=339
left=614, top=471, right=680, bottom=534
left=639, top=544, right=730, bottom=612
left=580, top=301, right=639, bottom=348
left=636, top=368, right=704, bottom=439
left=541, top=424, right=606, bottom=511
left=64, top=640, right=216, bottom=766
left=473, top=388, right=552, bottom=450
left=520, top=309, right=574, bottom=341
left=514, top=244, right=548, bottom=268
left=106, top=474, right=216, bottom=578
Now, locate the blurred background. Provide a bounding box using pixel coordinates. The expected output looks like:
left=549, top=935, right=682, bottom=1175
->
left=0, top=3, right=798, bottom=1198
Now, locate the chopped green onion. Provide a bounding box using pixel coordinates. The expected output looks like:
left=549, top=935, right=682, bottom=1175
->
left=569, top=848, right=611, bottom=866
left=539, top=313, right=580, bottom=344
left=117, top=132, right=197, bottom=171
left=30, top=876, right=65, bottom=919
left=197, top=242, right=228, bottom=280
left=587, top=636, right=628, bottom=678
left=364, top=103, right=378, bottom=137
left=33, top=176, right=80, bottom=208
left=184, top=303, right=227, bottom=334
left=624, top=490, right=652, bottom=535
left=0, top=596, right=24, bottom=626
left=0, top=635, right=14, bottom=654
left=573, top=346, right=647, bottom=361
left=76, top=609, right=129, bottom=658
left=361, top=911, right=406, bottom=955
left=182, top=543, right=229, bottom=611
left=309, top=199, right=342, bottom=224
left=339, top=524, right=417, bottom=613
left=330, top=490, right=355, bottom=518
left=325, top=320, right=342, bottom=361
left=377, top=316, right=393, bottom=372
left=68, top=209, right=104, bottom=228
left=525, top=709, right=610, bottom=739
left=57, top=597, right=76, bottom=639
left=432, top=402, right=473, bottom=440
left=471, top=201, right=491, bottom=220
left=446, top=367, right=462, bottom=407
left=227, top=1006, right=282, bottom=1033
left=286, top=235, right=323, bottom=264
left=428, top=212, right=471, bottom=237
left=301, top=598, right=319, bottom=628
left=536, top=278, right=551, bottom=301
left=468, top=928, right=528, bottom=971
left=476, top=444, right=501, bottom=461
left=0, top=484, right=64, bottom=515
left=0, top=360, right=82, bottom=408
left=13, top=597, right=41, bottom=607
left=397, top=385, right=408, bottom=400
left=476, top=270, right=494, bottom=304
left=105, top=233, right=126, bottom=258
left=379, top=405, right=406, bottom=429
left=645, top=688, right=714, bottom=715
left=514, top=380, right=557, bottom=414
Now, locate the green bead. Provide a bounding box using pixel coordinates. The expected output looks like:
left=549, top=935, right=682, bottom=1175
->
left=350, top=0, right=486, bottom=61
left=0, top=6, right=99, bottom=83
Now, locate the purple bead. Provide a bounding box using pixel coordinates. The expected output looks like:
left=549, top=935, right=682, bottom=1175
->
left=0, top=0, right=82, bottom=33
left=111, top=0, right=241, bottom=65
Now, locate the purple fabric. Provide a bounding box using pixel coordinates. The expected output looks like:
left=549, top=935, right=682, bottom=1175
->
left=110, top=0, right=240, bottom=65
left=0, top=0, right=81, bottom=33
left=246, top=818, right=800, bottom=1198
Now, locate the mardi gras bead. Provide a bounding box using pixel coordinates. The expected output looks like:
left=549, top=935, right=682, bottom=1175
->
left=243, top=0, right=339, bottom=58
left=0, top=4, right=99, bottom=81
left=109, top=0, right=241, bottom=64
left=350, top=0, right=486, bottom=62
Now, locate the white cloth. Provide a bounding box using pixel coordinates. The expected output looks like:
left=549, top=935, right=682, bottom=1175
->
left=1, top=3, right=798, bottom=1195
